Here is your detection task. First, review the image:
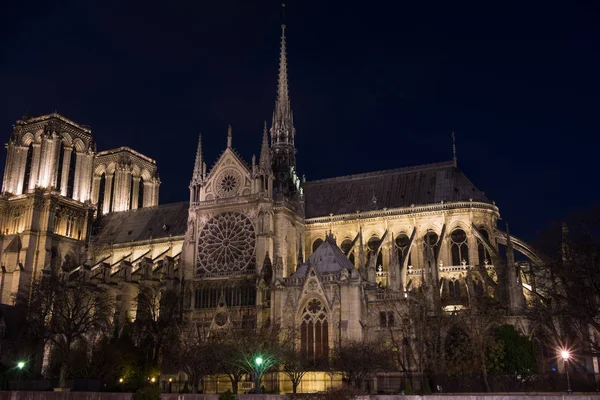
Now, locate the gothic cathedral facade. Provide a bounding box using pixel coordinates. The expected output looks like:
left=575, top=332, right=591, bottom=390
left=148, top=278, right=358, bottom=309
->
left=0, top=24, right=549, bottom=378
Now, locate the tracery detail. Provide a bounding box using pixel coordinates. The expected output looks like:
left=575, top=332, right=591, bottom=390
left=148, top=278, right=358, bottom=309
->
left=196, top=211, right=255, bottom=276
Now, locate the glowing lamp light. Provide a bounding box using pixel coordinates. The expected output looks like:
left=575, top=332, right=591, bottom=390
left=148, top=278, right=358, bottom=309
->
left=150, top=377, right=156, bottom=383
left=169, top=378, right=172, bottom=383
left=17, top=361, right=25, bottom=370
left=255, top=356, right=263, bottom=366
left=561, top=349, right=570, bottom=361
left=119, top=378, right=124, bottom=383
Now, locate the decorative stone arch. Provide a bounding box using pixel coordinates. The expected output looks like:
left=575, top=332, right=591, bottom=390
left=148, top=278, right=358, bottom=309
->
left=72, top=137, right=86, bottom=153
left=94, top=164, right=107, bottom=176
left=105, top=162, right=116, bottom=175
left=140, top=168, right=153, bottom=181
left=20, top=132, right=34, bottom=147
left=130, top=165, right=141, bottom=178
left=59, top=132, right=73, bottom=147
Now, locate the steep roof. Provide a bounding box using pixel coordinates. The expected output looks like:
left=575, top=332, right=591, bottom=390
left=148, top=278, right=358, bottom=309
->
left=303, top=161, right=490, bottom=218
left=92, top=202, right=189, bottom=245
left=295, top=236, right=354, bottom=276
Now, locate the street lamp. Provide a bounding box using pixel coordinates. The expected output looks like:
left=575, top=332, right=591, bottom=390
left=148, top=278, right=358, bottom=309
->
left=16, top=361, right=25, bottom=391
left=560, top=349, right=572, bottom=394
left=255, top=357, right=263, bottom=366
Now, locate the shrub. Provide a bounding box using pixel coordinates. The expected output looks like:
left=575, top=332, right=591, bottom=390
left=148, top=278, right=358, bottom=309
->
left=422, top=378, right=432, bottom=394
left=404, top=379, right=413, bottom=395
left=219, top=390, right=236, bottom=400
left=132, top=386, right=160, bottom=400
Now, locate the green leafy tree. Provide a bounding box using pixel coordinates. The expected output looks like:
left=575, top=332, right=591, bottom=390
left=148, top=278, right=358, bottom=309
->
left=490, top=325, right=538, bottom=376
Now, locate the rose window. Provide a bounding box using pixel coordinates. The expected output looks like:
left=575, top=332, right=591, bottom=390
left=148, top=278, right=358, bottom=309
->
left=196, top=211, right=256, bottom=275
left=214, top=169, right=242, bottom=198
left=307, top=299, right=322, bottom=314
left=221, top=175, right=237, bottom=193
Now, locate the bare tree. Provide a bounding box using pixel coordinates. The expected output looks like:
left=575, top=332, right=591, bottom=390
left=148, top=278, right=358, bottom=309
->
left=333, top=339, right=391, bottom=391
left=133, top=284, right=184, bottom=366
left=24, top=273, right=114, bottom=388
left=165, top=324, right=218, bottom=393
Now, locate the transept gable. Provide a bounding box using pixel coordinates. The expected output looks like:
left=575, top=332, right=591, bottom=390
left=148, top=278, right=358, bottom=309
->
left=204, top=148, right=253, bottom=200
left=297, top=267, right=332, bottom=316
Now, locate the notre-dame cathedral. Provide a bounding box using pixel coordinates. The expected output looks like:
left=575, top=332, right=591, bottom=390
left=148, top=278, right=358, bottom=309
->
left=0, top=23, right=565, bottom=389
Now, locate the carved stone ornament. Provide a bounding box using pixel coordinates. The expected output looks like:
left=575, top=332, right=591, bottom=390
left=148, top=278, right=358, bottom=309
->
left=214, top=168, right=242, bottom=198
left=196, top=211, right=256, bottom=275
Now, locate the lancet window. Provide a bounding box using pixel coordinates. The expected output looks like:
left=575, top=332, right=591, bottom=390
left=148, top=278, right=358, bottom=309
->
left=22, top=144, right=34, bottom=193
left=448, top=279, right=461, bottom=298
left=300, top=299, right=329, bottom=360
left=451, top=228, right=469, bottom=266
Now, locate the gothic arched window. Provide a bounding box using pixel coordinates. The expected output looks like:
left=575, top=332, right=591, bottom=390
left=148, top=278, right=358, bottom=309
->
left=22, top=144, right=34, bottom=193
left=395, top=233, right=412, bottom=266
left=449, top=279, right=461, bottom=298
left=451, top=228, right=469, bottom=266
left=477, top=229, right=491, bottom=266
left=367, top=236, right=382, bottom=267
left=300, top=299, right=328, bottom=360
left=341, top=238, right=355, bottom=265
left=97, top=174, right=106, bottom=215
left=423, top=231, right=440, bottom=272
left=312, top=238, right=323, bottom=254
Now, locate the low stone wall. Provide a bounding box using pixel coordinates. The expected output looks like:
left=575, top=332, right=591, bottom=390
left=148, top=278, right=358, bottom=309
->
left=1, top=392, right=599, bottom=400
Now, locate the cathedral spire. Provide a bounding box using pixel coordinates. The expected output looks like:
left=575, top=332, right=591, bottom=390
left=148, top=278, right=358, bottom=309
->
left=271, top=23, right=294, bottom=149
left=259, top=121, right=271, bottom=170
left=191, top=134, right=203, bottom=184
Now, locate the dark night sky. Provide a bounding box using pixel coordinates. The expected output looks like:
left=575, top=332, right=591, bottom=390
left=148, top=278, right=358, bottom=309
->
left=1, top=1, right=599, bottom=242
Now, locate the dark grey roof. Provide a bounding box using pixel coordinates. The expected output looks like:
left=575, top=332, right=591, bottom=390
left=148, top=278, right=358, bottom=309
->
left=92, top=202, right=189, bottom=244
left=303, top=161, right=490, bottom=218
left=295, top=236, right=354, bottom=276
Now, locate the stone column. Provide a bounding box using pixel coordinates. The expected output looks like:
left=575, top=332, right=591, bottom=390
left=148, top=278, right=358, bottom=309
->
left=103, top=174, right=114, bottom=215
left=14, top=145, right=29, bottom=195
left=37, top=136, right=59, bottom=189
left=143, top=179, right=159, bottom=207
left=131, top=176, right=140, bottom=209
left=60, top=146, right=73, bottom=196
left=2, top=143, right=16, bottom=193
left=112, top=166, right=132, bottom=212
left=51, top=142, right=62, bottom=189
left=72, top=152, right=83, bottom=201
left=91, top=175, right=101, bottom=205
left=27, top=143, right=41, bottom=191
left=77, top=153, right=94, bottom=202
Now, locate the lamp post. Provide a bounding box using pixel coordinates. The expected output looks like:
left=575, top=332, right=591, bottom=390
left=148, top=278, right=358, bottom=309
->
left=561, top=349, right=572, bottom=394
left=254, top=356, right=263, bottom=394
left=16, top=361, right=25, bottom=391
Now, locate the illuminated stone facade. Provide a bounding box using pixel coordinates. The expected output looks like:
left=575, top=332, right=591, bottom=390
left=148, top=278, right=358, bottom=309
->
left=0, top=24, right=568, bottom=390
